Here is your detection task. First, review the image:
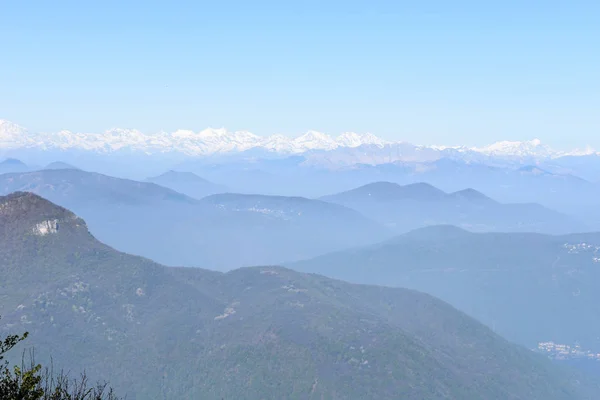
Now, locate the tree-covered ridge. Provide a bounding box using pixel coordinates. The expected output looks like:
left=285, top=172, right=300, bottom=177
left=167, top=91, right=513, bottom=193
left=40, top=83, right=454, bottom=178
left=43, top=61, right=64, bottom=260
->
left=291, top=225, right=600, bottom=350
left=0, top=192, right=596, bottom=399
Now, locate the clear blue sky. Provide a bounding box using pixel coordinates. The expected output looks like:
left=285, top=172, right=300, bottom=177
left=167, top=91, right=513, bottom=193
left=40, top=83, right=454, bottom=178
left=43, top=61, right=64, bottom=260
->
left=1, top=0, right=599, bottom=148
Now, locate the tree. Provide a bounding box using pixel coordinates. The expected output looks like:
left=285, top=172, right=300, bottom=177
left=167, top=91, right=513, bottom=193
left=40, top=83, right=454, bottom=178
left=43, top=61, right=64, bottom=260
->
left=0, top=316, right=120, bottom=400
left=0, top=324, right=28, bottom=363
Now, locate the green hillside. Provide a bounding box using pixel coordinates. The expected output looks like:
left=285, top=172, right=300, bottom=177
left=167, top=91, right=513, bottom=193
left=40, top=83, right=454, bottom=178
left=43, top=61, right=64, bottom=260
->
left=292, top=225, right=600, bottom=350
left=0, top=193, right=595, bottom=399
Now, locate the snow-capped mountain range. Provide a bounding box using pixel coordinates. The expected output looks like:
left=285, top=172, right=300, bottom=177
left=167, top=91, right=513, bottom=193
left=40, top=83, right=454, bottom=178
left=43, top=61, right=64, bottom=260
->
left=0, top=119, right=596, bottom=160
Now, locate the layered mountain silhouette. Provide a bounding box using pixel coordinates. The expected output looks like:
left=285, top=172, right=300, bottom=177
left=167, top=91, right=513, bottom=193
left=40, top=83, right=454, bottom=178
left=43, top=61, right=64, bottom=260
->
left=201, top=192, right=381, bottom=227
left=0, top=168, right=196, bottom=207
left=0, top=169, right=390, bottom=269
left=292, top=225, right=600, bottom=351
left=168, top=157, right=599, bottom=215
left=0, top=158, right=29, bottom=174
left=43, top=161, right=80, bottom=170
left=321, top=181, right=586, bottom=234
left=0, top=192, right=595, bottom=399
left=146, top=170, right=227, bottom=199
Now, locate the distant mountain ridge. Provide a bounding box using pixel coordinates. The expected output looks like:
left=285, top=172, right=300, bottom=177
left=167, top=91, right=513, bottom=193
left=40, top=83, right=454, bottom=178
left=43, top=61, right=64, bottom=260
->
left=44, top=161, right=79, bottom=170
left=322, top=181, right=456, bottom=202
left=2, top=119, right=597, bottom=160
left=1, top=191, right=596, bottom=399
left=0, top=169, right=390, bottom=269
left=202, top=192, right=382, bottom=224
left=320, top=181, right=585, bottom=234
left=0, top=157, right=29, bottom=174
left=291, top=225, right=600, bottom=352
left=147, top=170, right=228, bottom=199
left=0, top=168, right=197, bottom=207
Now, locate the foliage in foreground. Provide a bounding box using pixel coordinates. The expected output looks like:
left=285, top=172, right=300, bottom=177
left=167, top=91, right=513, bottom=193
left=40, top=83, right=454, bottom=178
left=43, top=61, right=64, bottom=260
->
left=0, top=317, right=120, bottom=400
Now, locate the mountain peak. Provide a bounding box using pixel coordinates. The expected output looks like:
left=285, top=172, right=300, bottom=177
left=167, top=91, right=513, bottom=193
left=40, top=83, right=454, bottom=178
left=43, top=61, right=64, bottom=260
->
left=301, top=130, right=330, bottom=139
left=335, top=132, right=387, bottom=148
left=0, top=191, right=67, bottom=216
left=0, top=192, right=87, bottom=237
left=403, top=181, right=444, bottom=191
left=146, top=170, right=226, bottom=199
left=198, top=127, right=229, bottom=137
left=0, top=119, right=26, bottom=136
left=0, top=158, right=27, bottom=166
left=0, top=158, right=30, bottom=173
left=565, top=145, right=598, bottom=156
left=449, top=188, right=496, bottom=204
left=360, top=181, right=402, bottom=190
left=44, top=161, right=79, bottom=170
left=530, top=138, right=542, bottom=146
left=150, top=170, right=210, bottom=183
left=472, top=138, right=554, bottom=158
left=293, top=131, right=338, bottom=150
left=518, top=165, right=550, bottom=175
left=402, top=224, right=472, bottom=240
left=324, top=181, right=448, bottom=203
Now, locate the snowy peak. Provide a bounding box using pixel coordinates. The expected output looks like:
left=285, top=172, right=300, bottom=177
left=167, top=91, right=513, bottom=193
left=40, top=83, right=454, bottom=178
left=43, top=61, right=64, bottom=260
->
left=0, top=119, right=26, bottom=136
left=472, top=138, right=554, bottom=158
left=0, top=121, right=389, bottom=155
left=198, top=127, right=228, bottom=138
left=564, top=145, right=599, bottom=157
left=0, top=120, right=29, bottom=148
left=336, top=132, right=387, bottom=148
left=1, top=120, right=598, bottom=160
left=293, top=130, right=338, bottom=150
left=529, top=138, right=542, bottom=147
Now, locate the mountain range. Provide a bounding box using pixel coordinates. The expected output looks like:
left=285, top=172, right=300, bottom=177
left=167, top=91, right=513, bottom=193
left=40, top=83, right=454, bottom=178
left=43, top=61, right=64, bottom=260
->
left=172, top=155, right=597, bottom=201
left=1, top=191, right=597, bottom=399
left=2, top=119, right=597, bottom=160
left=321, top=182, right=587, bottom=234
left=3, top=120, right=600, bottom=223
left=291, top=226, right=600, bottom=351
left=1, top=166, right=594, bottom=269
left=0, top=169, right=390, bottom=269
left=176, top=159, right=600, bottom=230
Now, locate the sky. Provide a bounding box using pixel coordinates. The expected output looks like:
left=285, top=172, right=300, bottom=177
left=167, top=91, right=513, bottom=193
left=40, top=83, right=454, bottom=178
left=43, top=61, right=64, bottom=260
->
left=1, top=0, right=599, bottom=149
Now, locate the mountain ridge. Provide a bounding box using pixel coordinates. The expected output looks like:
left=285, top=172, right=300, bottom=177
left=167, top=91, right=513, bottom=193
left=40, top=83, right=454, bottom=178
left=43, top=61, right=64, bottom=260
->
left=44, top=161, right=79, bottom=170
left=291, top=226, right=600, bottom=352
left=0, top=169, right=391, bottom=269
left=146, top=170, right=228, bottom=199
left=319, top=181, right=584, bottom=234
left=2, top=119, right=597, bottom=159
left=0, top=157, right=30, bottom=174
